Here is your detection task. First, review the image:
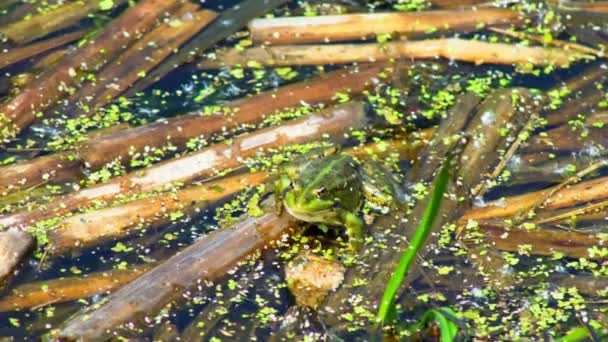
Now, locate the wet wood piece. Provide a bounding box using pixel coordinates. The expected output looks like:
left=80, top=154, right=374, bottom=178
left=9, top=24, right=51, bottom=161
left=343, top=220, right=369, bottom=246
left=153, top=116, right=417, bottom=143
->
left=199, top=39, right=592, bottom=69
left=508, top=155, right=600, bottom=186
left=53, top=198, right=295, bottom=341
left=0, top=227, right=33, bottom=287
left=535, top=199, right=608, bottom=225
left=153, top=322, right=180, bottom=341
left=128, top=0, right=291, bottom=95
left=0, top=125, right=129, bottom=201
left=462, top=174, right=608, bottom=221
left=559, top=10, right=608, bottom=47
left=47, top=172, right=267, bottom=253
left=557, top=62, right=608, bottom=94
left=0, top=263, right=152, bottom=312
left=0, top=0, right=183, bottom=145
left=0, top=0, right=127, bottom=44
left=0, top=124, right=128, bottom=199
left=479, top=223, right=607, bottom=260
left=552, top=273, right=608, bottom=296
left=0, top=151, right=82, bottom=196
left=249, top=8, right=522, bottom=45
left=319, top=88, right=538, bottom=332
left=67, top=6, right=218, bottom=117
left=488, top=26, right=602, bottom=56
left=0, top=29, right=86, bottom=69
left=523, top=111, right=608, bottom=154
left=0, top=44, right=74, bottom=95
left=543, top=82, right=606, bottom=127
left=79, top=65, right=385, bottom=169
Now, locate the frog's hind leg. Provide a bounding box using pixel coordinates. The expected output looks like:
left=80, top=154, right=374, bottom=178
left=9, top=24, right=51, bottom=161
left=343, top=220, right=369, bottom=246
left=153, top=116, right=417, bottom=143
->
left=274, top=175, right=291, bottom=214
left=341, top=211, right=364, bottom=252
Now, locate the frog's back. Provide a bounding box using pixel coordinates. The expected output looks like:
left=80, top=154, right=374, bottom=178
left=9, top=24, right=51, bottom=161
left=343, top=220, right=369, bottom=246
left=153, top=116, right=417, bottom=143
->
left=298, top=154, right=363, bottom=211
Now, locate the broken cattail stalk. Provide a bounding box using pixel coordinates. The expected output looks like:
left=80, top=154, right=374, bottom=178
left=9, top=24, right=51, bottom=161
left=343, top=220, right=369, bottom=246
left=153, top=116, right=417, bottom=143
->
left=199, top=39, right=592, bottom=69
left=0, top=0, right=127, bottom=44
left=532, top=198, right=608, bottom=225
left=508, top=156, right=599, bottom=186
left=0, top=29, right=86, bottom=69
left=248, top=8, right=522, bottom=45
left=0, top=124, right=130, bottom=198
left=544, top=81, right=606, bottom=127
left=0, top=43, right=79, bottom=94
left=523, top=111, right=608, bottom=153
left=0, top=263, right=152, bottom=312
left=79, top=65, right=385, bottom=169
left=0, top=0, right=183, bottom=144
left=0, top=102, right=366, bottom=228
left=47, top=172, right=267, bottom=252
left=0, top=151, right=82, bottom=196
left=480, top=224, right=606, bottom=260
left=488, top=27, right=603, bottom=56
left=53, top=198, right=295, bottom=341
left=462, top=175, right=608, bottom=221
left=557, top=62, right=608, bottom=94
left=31, top=48, right=68, bottom=71
left=68, top=7, right=218, bottom=116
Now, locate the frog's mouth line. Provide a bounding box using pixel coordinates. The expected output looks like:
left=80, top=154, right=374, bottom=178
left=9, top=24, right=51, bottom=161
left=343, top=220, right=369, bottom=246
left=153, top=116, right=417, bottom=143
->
left=283, top=202, right=339, bottom=224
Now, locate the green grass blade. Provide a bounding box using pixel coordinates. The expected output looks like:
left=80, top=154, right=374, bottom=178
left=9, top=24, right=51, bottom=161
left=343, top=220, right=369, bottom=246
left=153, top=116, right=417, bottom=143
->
left=437, top=307, right=462, bottom=338
left=376, top=159, right=451, bottom=325
left=412, top=308, right=458, bottom=342
left=434, top=312, right=457, bottom=342
left=555, top=325, right=595, bottom=342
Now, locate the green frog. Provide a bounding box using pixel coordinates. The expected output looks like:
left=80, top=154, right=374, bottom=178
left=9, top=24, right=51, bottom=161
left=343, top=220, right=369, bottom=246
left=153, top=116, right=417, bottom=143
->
left=274, top=148, right=405, bottom=252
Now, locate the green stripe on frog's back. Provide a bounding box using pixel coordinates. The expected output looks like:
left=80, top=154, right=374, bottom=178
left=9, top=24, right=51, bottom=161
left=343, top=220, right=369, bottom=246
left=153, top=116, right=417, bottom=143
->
left=300, top=154, right=355, bottom=205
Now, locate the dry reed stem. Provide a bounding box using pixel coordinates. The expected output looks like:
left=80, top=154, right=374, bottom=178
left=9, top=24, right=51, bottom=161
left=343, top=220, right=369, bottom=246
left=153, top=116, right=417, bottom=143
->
left=249, top=9, right=522, bottom=45
left=199, top=39, right=592, bottom=69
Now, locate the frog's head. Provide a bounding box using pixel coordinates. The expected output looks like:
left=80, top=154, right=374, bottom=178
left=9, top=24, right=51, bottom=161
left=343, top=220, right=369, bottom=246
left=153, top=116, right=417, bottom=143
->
left=274, top=154, right=361, bottom=222
left=275, top=172, right=343, bottom=224
left=285, top=182, right=336, bottom=214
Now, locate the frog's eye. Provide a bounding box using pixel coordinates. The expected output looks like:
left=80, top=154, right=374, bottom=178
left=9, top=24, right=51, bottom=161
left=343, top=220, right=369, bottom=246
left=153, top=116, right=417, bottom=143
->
left=314, top=187, right=326, bottom=197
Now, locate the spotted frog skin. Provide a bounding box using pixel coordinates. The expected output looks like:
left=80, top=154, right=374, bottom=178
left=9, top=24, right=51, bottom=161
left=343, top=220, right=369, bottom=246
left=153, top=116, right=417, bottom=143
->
left=274, top=148, right=404, bottom=252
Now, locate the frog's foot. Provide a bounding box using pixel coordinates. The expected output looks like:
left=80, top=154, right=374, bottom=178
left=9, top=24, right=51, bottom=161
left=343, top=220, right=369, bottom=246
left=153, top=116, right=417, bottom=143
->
left=341, top=211, right=364, bottom=252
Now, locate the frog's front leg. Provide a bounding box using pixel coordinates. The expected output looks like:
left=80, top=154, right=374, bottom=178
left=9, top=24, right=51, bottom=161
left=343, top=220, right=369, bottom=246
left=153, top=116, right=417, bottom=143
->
left=341, top=210, right=364, bottom=252
left=274, top=175, right=291, bottom=214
